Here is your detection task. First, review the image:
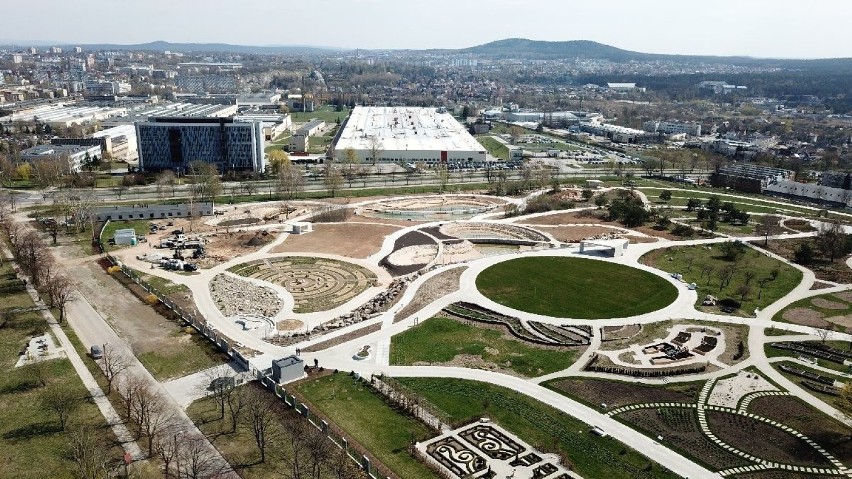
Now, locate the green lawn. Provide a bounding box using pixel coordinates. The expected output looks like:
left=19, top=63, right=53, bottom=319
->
left=100, top=219, right=151, bottom=250
left=476, top=257, right=678, bottom=319
left=397, top=377, right=680, bottom=479
left=0, top=263, right=119, bottom=479
left=476, top=136, right=510, bottom=160
left=390, top=316, right=580, bottom=376
left=136, top=328, right=228, bottom=381
left=294, top=373, right=440, bottom=479
left=640, top=244, right=802, bottom=316
left=290, top=105, right=348, bottom=124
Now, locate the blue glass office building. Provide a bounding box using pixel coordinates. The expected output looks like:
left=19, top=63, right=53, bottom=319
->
left=136, top=117, right=265, bottom=173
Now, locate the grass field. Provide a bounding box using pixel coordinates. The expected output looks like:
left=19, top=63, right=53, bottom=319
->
left=294, top=373, right=440, bottom=479
left=476, top=257, right=679, bottom=319
left=398, top=377, right=680, bottom=479
left=290, top=105, right=348, bottom=124
left=640, top=244, right=802, bottom=316
left=390, top=316, right=580, bottom=376
left=477, top=136, right=510, bottom=160
left=0, top=263, right=119, bottom=479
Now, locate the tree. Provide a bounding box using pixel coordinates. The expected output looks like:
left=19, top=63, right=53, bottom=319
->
left=226, top=384, right=248, bottom=433
left=45, top=274, right=76, bottom=323
left=246, top=387, right=278, bottom=463
left=659, top=190, right=672, bottom=203
left=816, top=221, right=850, bottom=262
left=68, top=425, right=113, bottom=479
left=436, top=164, right=450, bottom=193
left=323, top=164, right=343, bottom=198
left=581, top=189, right=594, bottom=201
left=758, top=215, right=781, bottom=246
left=835, top=383, right=852, bottom=422
left=815, top=320, right=833, bottom=344
left=132, top=384, right=174, bottom=457
left=156, top=170, right=176, bottom=200
left=594, top=193, right=608, bottom=209
left=367, top=135, right=383, bottom=166
left=204, top=366, right=237, bottom=421
left=794, top=242, right=816, bottom=265
left=685, top=198, right=702, bottom=212
left=276, top=160, right=305, bottom=201
left=267, top=150, right=291, bottom=175
left=42, top=382, right=81, bottom=431
left=100, top=344, right=131, bottom=395
left=178, top=435, right=227, bottom=479
left=189, top=161, right=222, bottom=204
left=720, top=241, right=747, bottom=262
left=643, top=158, right=660, bottom=177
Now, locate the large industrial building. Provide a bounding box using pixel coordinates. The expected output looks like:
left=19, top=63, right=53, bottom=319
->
left=136, top=117, right=265, bottom=173
left=333, top=106, right=486, bottom=166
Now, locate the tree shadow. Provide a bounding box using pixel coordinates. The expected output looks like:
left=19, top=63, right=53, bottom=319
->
left=2, top=421, right=62, bottom=441
left=0, top=379, right=41, bottom=394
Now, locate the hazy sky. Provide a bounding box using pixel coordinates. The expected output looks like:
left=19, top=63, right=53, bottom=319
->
left=6, top=0, right=851, bottom=58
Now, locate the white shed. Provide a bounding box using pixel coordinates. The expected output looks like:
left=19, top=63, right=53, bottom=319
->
left=114, top=228, right=137, bottom=245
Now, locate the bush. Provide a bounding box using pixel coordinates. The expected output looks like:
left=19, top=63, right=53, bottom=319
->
left=144, top=293, right=159, bottom=305
left=309, top=206, right=353, bottom=223
left=671, top=224, right=695, bottom=237
left=106, top=265, right=122, bottom=275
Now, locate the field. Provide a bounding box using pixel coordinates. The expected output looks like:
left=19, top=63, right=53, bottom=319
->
left=640, top=244, right=802, bottom=316
left=545, top=377, right=701, bottom=409
left=476, top=256, right=679, bottom=319
left=290, top=105, right=348, bottom=124
left=294, top=372, right=440, bottom=479
left=759, top=237, right=852, bottom=284
left=397, top=377, right=681, bottom=479
left=271, top=223, right=399, bottom=259
left=390, top=316, right=581, bottom=376
left=0, top=263, right=119, bottom=479
left=773, top=290, right=852, bottom=331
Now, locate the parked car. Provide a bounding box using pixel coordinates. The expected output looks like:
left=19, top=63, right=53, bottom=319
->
left=183, top=263, right=198, bottom=272
left=90, top=344, right=103, bottom=359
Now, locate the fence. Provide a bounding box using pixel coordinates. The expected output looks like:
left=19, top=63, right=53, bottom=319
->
left=261, top=375, right=390, bottom=479
left=98, top=220, right=387, bottom=478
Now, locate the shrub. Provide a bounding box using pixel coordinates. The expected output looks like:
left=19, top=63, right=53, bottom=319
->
left=106, top=265, right=122, bottom=275
left=144, top=293, right=159, bottom=305
left=671, top=224, right=695, bottom=237
left=309, top=206, right=353, bottom=223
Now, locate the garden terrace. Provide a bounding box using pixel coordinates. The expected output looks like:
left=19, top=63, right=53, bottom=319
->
left=527, top=322, right=593, bottom=345
left=584, top=354, right=707, bottom=377
left=444, top=302, right=557, bottom=345
left=769, top=342, right=849, bottom=364
left=777, top=364, right=837, bottom=385
left=477, top=257, right=679, bottom=319
left=228, top=256, right=377, bottom=313
left=438, top=222, right=550, bottom=243
left=544, top=378, right=701, bottom=409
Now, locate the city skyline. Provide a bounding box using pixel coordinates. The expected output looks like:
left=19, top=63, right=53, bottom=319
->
left=3, top=0, right=852, bottom=59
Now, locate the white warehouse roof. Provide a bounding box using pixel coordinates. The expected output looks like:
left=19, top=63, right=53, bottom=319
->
left=334, top=106, right=485, bottom=161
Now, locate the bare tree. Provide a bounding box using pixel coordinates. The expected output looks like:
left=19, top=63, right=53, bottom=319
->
left=246, top=387, right=279, bottom=463
left=68, top=425, right=114, bottom=479
left=757, top=215, right=781, bottom=246
left=44, top=274, right=76, bottom=323
left=132, top=384, right=174, bottom=456
left=276, top=161, right=305, bottom=202
left=178, top=434, right=226, bottom=479
left=42, top=382, right=82, bottom=431
left=101, top=344, right=132, bottom=395
left=118, top=374, right=146, bottom=422
left=815, top=321, right=834, bottom=344
left=203, top=366, right=237, bottom=420
left=323, top=164, right=344, bottom=198
left=436, top=164, right=449, bottom=193
left=366, top=135, right=383, bottom=166
left=226, top=382, right=248, bottom=433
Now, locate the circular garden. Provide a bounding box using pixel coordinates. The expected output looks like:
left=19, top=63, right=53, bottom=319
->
left=229, top=257, right=378, bottom=313
left=475, top=256, right=678, bottom=319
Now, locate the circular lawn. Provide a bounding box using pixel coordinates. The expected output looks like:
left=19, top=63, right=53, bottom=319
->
left=476, top=256, right=678, bottom=319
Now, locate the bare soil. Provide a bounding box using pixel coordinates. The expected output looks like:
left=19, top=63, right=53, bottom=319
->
left=812, top=298, right=848, bottom=309
left=394, top=267, right=466, bottom=322
left=548, top=378, right=700, bottom=409
left=619, top=408, right=751, bottom=471
left=200, top=229, right=281, bottom=267
left=782, top=308, right=830, bottom=327
left=271, top=223, right=400, bottom=259
left=301, top=323, right=382, bottom=353
left=706, top=410, right=833, bottom=467
left=749, top=395, right=852, bottom=465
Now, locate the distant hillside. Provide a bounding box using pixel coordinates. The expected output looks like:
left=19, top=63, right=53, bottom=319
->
left=460, top=38, right=654, bottom=62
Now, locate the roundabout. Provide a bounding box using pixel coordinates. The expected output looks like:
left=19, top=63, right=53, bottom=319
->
left=475, top=256, right=680, bottom=319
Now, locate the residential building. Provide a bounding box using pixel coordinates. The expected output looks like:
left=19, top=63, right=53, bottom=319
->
left=644, top=120, right=702, bottom=136
left=19, top=144, right=101, bottom=173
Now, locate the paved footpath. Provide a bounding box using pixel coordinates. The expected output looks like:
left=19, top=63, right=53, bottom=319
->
left=1, top=245, right=143, bottom=459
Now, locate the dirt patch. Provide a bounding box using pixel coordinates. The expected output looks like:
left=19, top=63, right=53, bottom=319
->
left=549, top=378, right=699, bottom=409
left=521, top=225, right=622, bottom=243
left=277, top=319, right=304, bottom=331
left=199, top=229, right=282, bottom=268
left=835, top=291, right=852, bottom=303
left=749, top=395, right=852, bottom=465
left=706, top=410, right=832, bottom=467
left=811, top=298, right=848, bottom=310
left=619, top=408, right=751, bottom=471
left=811, top=281, right=836, bottom=290
left=782, top=308, right=827, bottom=327
left=380, top=231, right=436, bottom=276
left=394, top=267, right=466, bottom=322
left=271, top=223, right=400, bottom=259
left=825, top=315, right=852, bottom=331
left=301, top=323, right=381, bottom=353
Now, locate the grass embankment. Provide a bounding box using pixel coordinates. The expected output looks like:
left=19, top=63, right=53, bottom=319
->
left=294, top=373, right=440, bottom=479
left=390, top=316, right=580, bottom=376
left=0, top=263, right=119, bottom=478
left=398, top=377, right=681, bottom=479
left=476, top=136, right=510, bottom=160
left=640, top=244, right=802, bottom=316
left=476, top=256, right=679, bottom=319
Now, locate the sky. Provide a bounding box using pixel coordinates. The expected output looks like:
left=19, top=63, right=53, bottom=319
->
left=5, top=0, right=852, bottom=59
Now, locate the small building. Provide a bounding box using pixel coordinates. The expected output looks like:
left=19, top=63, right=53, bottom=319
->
left=289, top=222, right=312, bottom=234
left=579, top=239, right=629, bottom=258
left=95, top=203, right=215, bottom=222
left=113, top=228, right=137, bottom=245
left=271, top=355, right=305, bottom=384
left=586, top=179, right=603, bottom=189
